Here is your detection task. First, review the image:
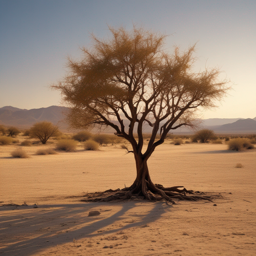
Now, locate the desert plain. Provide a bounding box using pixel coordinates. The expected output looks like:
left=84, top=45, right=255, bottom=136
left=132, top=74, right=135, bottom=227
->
left=0, top=139, right=256, bottom=255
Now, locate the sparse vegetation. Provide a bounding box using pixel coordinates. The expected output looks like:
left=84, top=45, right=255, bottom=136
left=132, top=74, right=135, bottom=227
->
left=36, top=148, right=57, bottom=155
left=20, top=140, right=32, bottom=146
left=211, top=139, right=223, bottom=144
left=172, top=138, right=183, bottom=145
left=7, top=127, right=20, bottom=137
left=72, top=131, right=92, bottom=142
left=0, top=136, right=13, bottom=145
left=192, top=129, right=217, bottom=143
left=84, top=140, right=99, bottom=150
left=56, top=139, right=77, bottom=152
left=0, top=125, right=6, bottom=135
left=11, top=148, right=29, bottom=158
left=228, top=138, right=254, bottom=151
left=93, top=134, right=111, bottom=145
left=22, top=129, right=30, bottom=136
left=30, top=121, right=60, bottom=144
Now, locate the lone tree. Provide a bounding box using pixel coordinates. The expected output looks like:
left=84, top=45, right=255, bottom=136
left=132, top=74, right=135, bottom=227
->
left=30, top=121, right=60, bottom=144
left=54, top=27, right=228, bottom=203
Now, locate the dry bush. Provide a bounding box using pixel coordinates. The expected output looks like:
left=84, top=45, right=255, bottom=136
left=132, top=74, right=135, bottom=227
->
left=11, top=148, right=29, bottom=158
left=0, top=125, right=6, bottom=135
left=84, top=140, right=99, bottom=150
left=192, top=129, right=217, bottom=143
left=235, top=163, right=243, bottom=168
left=0, top=136, right=13, bottom=145
left=211, top=139, right=223, bottom=144
left=7, top=127, right=20, bottom=137
left=72, top=131, right=92, bottom=142
left=93, top=134, right=111, bottom=145
left=20, top=140, right=32, bottom=146
left=22, top=129, right=30, bottom=136
left=228, top=138, right=254, bottom=151
left=12, top=139, right=20, bottom=144
left=172, top=138, right=183, bottom=145
left=56, top=139, right=77, bottom=152
left=36, top=148, right=57, bottom=155
left=30, top=121, right=60, bottom=144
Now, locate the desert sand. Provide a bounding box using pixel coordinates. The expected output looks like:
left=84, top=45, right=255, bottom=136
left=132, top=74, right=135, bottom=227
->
left=0, top=141, right=256, bottom=255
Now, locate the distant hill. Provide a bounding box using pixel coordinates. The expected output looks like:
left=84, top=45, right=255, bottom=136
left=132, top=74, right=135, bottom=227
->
left=0, top=106, right=69, bottom=130
left=0, top=105, right=255, bottom=134
left=213, top=118, right=256, bottom=133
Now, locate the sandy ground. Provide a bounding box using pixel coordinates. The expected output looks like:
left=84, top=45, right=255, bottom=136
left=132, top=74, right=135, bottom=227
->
left=0, top=140, right=256, bottom=255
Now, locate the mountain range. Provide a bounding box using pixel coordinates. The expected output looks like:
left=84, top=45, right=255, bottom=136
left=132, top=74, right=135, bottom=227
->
left=0, top=106, right=255, bottom=134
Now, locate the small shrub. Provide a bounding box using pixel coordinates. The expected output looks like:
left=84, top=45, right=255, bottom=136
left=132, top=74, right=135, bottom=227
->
left=73, top=131, right=92, bottom=142
left=0, top=136, right=13, bottom=145
left=192, top=129, right=217, bottom=143
left=23, top=129, right=30, bottom=136
left=21, top=140, right=32, bottom=146
left=56, top=139, right=77, bottom=152
left=172, top=138, right=183, bottom=145
left=11, top=148, right=29, bottom=158
left=12, top=139, right=20, bottom=144
left=7, top=127, right=20, bottom=137
left=228, top=138, right=254, bottom=151
left=93, top=134, right=111, bottom=145
left=0, top=125, right=6, bottom=135
left=235, top=163, right=243, bottom=168
left=211, top=139, right=222, bottom=144
left=84, top=140, right=99, bottom=150
left=36, top=148, right=57, bottom=155
left=225, top=137, right=230, bottom=142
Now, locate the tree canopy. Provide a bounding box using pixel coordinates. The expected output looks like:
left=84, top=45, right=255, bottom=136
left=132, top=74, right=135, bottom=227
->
left=54, top=27, right=228, bottom=202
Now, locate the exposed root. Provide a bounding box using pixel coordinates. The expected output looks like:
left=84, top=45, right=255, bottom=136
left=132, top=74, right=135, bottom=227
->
left=81, top=184, right=221, bottom=203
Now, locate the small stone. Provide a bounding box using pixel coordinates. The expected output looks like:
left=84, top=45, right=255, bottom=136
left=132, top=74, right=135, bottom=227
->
left=88, top=210, right=100, bottom=216
left=213, top=204, right=217, bottom=206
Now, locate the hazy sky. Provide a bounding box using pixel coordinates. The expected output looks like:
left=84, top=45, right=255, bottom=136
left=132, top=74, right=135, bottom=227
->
left=0, top=0, right=255, bottom=118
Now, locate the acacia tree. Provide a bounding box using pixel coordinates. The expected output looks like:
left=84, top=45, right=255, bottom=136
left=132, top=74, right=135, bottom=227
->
left=54, top=27, right=228, bottom=203
left=30, top=121, right=60, bottom=144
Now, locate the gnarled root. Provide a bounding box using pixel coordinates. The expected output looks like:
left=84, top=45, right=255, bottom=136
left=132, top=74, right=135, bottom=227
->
left=81, top=183, right=218, bottom=203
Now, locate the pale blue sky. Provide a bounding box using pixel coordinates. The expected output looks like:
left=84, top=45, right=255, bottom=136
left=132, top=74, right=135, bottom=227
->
left=0, top=0, right=255, bottom=118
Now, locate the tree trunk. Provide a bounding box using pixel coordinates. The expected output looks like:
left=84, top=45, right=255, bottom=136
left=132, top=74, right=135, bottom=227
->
left=81, top=151, right=216, bottom=203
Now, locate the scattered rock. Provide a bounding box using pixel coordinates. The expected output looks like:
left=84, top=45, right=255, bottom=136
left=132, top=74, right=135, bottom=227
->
left=182, top=232, right=189, bottom=235
left=88, top=210, right=100, bottom=216
left=33, top=204, right=38, bottom=208
left=213, top=204, right=217, bottom=206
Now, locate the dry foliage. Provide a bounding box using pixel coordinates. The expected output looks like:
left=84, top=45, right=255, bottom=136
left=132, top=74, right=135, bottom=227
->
left=72, top=131, right=92, bottom=142
left=172, top=138, right=183, bottom=145
left=56, top=139, right=77, bottom=152
left=7, top=127, right=20, bottom=137
left=53, top=26, right=229, bottom=203
left=30, top=121, right=60, bottom=144
left=0, top=125, right=6, bottom=135
left=228, top=138, right=254, bottom=151
left=11, top=148, right=29, bottom=158
left=84, top=140, right=99, bottom=150
left=0, top=136, right=13, bottom=145
left=20, top=140, right=32, bottom=146
left=192, top=129, right=217, bottom=143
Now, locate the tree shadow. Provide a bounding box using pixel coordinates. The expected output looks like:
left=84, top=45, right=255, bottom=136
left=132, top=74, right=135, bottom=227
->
left=0, top=200, right=172, bottom=255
